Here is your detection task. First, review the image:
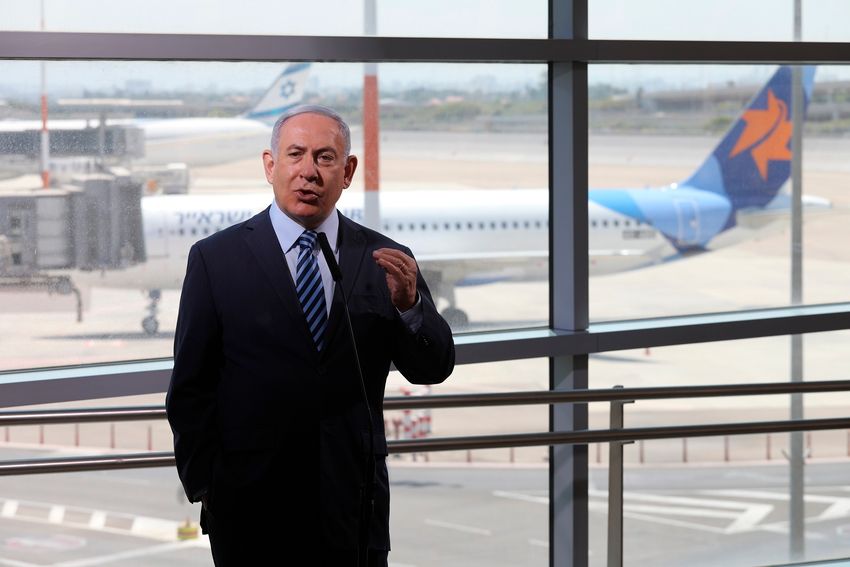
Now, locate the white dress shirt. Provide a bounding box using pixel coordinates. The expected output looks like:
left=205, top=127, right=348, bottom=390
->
left=268, top=201, right=423, bottom=331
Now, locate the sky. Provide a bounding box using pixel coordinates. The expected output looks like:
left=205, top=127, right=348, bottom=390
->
left=1, top=0, right=849, bottom=99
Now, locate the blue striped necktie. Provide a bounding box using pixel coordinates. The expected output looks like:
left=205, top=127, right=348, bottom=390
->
left=295, top=230, right=327, bottom=351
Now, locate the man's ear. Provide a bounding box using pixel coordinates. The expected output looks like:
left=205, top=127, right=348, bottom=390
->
left=343, top=155, right=358, bottom=188
left=262, top=150, right=275, bottom=184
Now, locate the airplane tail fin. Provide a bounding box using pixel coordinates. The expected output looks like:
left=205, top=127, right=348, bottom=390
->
left=682, top=66, right=816, bottom=213
left=243, top=63, right=311, bottom=122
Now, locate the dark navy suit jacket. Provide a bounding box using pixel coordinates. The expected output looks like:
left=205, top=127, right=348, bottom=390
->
left=166, top=207, right=454, bottom=551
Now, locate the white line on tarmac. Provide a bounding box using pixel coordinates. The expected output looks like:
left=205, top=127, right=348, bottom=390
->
left=703, top=489, right=850, bottom=523
left=89, top=511, right=106, bottom=530
left=1, top=500, right=18, bottom=518
left=424, top=519, right=492, bottom=536
left=51, top=540, right=205, bottom=567
left=492, top=490, right=548, bottom=505
left=0, top=559, right=40, bottom=567
left=48, top=505, right=65, bottom=524
left=616, top=510, right=729, bottom=535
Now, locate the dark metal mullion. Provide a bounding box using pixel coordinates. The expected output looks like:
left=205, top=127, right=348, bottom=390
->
left=550, top=0, right=589, bottom=565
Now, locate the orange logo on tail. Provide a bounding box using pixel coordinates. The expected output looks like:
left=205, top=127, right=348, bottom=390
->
left=729, top=89, right=793, bottom=180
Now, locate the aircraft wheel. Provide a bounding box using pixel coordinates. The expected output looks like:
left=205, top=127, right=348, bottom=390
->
left=441, top=307, right=469, bottom=329
left=142, top=316, right=159, bottom=335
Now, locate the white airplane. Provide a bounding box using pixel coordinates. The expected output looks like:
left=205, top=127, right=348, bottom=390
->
left=0, top=63, right=311, bottom=144
left=74, top=65, right=828, bottom=332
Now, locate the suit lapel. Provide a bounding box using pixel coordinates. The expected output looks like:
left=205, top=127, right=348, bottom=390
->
left=324, top=213, right=367, bottom=353
left=242, top=207, right=316, bottom=353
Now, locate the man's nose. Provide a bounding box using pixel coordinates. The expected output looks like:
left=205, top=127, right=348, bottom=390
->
left=300, top=158, right=319, bottom=181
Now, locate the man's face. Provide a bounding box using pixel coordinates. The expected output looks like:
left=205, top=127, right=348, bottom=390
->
left=262, top=112, right=357, bottom=229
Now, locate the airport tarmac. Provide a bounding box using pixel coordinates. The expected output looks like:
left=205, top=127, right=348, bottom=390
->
left=2, top=446, right=850, bottom=566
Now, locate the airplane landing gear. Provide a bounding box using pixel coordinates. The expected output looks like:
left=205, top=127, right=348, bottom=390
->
left=142, top=289, right=161, bottom=335
left=440, top=306, right=469, bottom=329
left=423, top=270, right=470, bottom=329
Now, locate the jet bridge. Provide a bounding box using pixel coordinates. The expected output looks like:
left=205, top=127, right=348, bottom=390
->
left=0, top=171, right=146, bottom=319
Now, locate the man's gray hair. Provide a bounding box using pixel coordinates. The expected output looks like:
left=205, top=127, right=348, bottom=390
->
left=269, top=104, right=352, bottom=157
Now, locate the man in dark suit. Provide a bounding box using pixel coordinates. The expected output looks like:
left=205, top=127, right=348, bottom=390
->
left=166, top=105, right=455, bottom=566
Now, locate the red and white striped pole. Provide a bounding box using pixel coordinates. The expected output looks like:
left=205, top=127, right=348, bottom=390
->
left=362, top=0, right=381, bottom=231
left=39, top=0, right=50, bottom=189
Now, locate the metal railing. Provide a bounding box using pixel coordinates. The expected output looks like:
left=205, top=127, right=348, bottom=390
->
left=1, top=379, right=849, bottom=566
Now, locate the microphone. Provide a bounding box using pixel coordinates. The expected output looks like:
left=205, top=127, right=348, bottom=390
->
left=317, top=231, right=342, bottom=283
left=317, top=231, right=375, bottom=567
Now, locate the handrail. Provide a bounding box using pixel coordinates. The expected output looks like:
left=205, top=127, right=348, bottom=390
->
left=1, top=416, right=848, bottom=476
left=1, top=379, right=848, bottom=425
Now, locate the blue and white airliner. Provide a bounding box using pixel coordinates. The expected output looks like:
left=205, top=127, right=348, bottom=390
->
left=76, top=65, right=829, bottom=331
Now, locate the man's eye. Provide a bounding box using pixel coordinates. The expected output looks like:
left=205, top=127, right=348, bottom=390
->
left=318, top=153, right=335, bottom=162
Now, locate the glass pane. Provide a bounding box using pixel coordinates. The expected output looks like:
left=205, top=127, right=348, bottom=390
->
left=0, top=0, right=547, bottom=38
left=386, top=358, right=548, bottom=565
left=0, top=393, right=210, bottom=565
left=590, top=0, right=850, bottom=42
left=589, top=331, right=850, bottom=565
left=588, top=64, right=850, bottom=322
left=0, top=61, right=548, bottom=371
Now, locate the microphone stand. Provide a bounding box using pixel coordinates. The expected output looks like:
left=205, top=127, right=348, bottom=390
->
left=317, top=231, right=375, bottom=567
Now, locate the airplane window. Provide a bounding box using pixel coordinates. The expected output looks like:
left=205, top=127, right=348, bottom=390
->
left=467, top=222, right=474, bottom=230
left=612, top=220, right=619, bottom=228
left=203, top=228, right=209, bottom=235
left=478, top=222, right=485, bottom=230
left=179, top=229, right=185, bottom=236
left=535, top=220, right=542, bottom=228
left=444, top=222, right=451, bottom=230
left=397, top=224, right=404, bottom=231
left=523, top=221, right=530, bottom=228
left=490, top=221, right=497, bottom=229
left=432, top=223, right=439, bottom=230
left=501, top=221, right=508, bottom=229
left=382, top=224, right=389, bottom=231
left=455, top=222, right=462, bottom=230
left=421, top=223, right=427, bottom=230
left=191, top=228, right=197, bottom=236
left=512, top=221, right=519, bottom=229
left=602, top=220, right=608, bottom=228
left=591, top=220, right=597, bottom=228
left=409, top=223, right=416, bottom=231
left=624, top=220, right=631, bottom=227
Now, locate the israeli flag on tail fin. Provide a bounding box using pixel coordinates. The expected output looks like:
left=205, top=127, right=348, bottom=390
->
left=682, top=66, right=816, bottom=218
left=243, top=63, right=312, bottom=123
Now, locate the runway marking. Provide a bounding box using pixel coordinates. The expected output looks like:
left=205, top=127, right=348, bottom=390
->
left=51, top=540, right=205, bottom=567
left=48, top=505, right=65, bottom=524
left=424, top=519, right=492, bottom=536
left=0, top=496, right=187, bottom=542
left=0, top=558, right=39, bottom=567
left=703, top=489, right=850, bottom=522
left=494, top=488, right=785, bottom=535
left=492, top=490, right=548, bottom=505
left=1, top=500, right=18, bottom=518
left=89, top=511, right=106, bottom=530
